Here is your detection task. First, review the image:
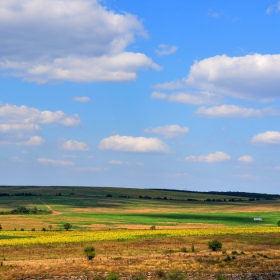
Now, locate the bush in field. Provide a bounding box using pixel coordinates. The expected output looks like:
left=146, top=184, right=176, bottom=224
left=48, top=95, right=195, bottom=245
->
left=156, top=269, right=165, bottom=278
left=215, top=274, right=228, bottom=280
left=208, top=240, right=222, bottom=251
left=106, top=273, right=120, bottom=280
left=63, top=223, right=72, bottom=230
left=0, top=224, right=2, bottom=230
left=164, top=270, right=186, bottom=280
left=191, top=243, right=195, bottom=252
left=84, top=246, right=95, bottom=260
left=277, top=220, right=280, bottom=227
left=150, top=225, right=156, bottom=230
left=131, top=273, right=146, bottom=280
left=180, top=247, right=187, bottom=252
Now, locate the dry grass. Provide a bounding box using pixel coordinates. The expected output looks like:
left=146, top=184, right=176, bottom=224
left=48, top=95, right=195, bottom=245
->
left=1, top=233, right=280, bottom=279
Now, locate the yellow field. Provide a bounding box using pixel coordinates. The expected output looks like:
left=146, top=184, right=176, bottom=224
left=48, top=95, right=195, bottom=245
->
left=1, top=227, right=280, bottom=247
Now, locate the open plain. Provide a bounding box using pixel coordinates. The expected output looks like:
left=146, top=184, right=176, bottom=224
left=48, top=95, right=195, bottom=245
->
left=0, top=186, right=280, bottom=280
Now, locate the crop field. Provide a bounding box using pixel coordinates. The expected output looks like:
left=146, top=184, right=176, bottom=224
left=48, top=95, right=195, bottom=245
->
left=0, top=186, right=280, bottom=279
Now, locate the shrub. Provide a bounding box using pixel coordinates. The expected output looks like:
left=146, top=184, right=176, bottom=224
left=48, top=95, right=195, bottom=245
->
left=150, top=225, right=156, bottom=230
left=208, top=240, right=222, bottom=251
left=155, top=269, right=165, bottom=278
left=42, top=227, right=47, bottom=231
left=31, top=228, right=35, bottom=231
left=181, top=247, right=187, bottom=252
left=20, top=228, right=24, bottom=231
left=131, top=273, right=146, bottom=280
left=277, top=220, right=280, bottom=227
left=63, top=223, right=72, bottom=230
left=0, top=224, right=2, bottom=230
left=232, top=250, right=238, bottom=255
left=84, top=246, right=95, bottom=260
left=164, top=270, right=187, bottom=280
left=215, top=274, right=228, bottom=280
left=191, top=243, right=195, bottom=252
left=223, top=255, right=231, bottom=262
left=106, top=273, right=120, bottom=280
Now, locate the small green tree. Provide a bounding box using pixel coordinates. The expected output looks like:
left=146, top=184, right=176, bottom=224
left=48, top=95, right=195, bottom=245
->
left=208, top=240, right=222, bottom=251
left=277, top=220, right=280, bottom=227
left=63, top=223, right=72, bottom=231
left=84, top=246, right=95, bottom=260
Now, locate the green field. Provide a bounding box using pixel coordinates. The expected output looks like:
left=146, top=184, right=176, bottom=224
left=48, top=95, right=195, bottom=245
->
left=0, top=186, right=279, bottom=230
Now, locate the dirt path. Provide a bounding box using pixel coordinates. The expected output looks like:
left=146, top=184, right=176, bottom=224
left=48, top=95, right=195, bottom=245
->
left=38, top=198, right=62, bottom=215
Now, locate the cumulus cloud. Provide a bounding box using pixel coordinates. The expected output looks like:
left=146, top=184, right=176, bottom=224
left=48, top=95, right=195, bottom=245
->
left=0, top=124, right=41, bottom=133
left=72, top=96, right=90, bottom=102
left=143, top=124, right=189, bottom=139
left=0, top=0, right=160, bottom=83
left=98, top=134, right=170, bottom=153
left=38, top=158, right=74, bottom=166
left=238, top=155, right=254, bottom=163
left=184, top=151, right=231, bottom=163
left=155, top=44, right=178, bottom=56
left=0, top=103, right=81, bottom=127
left=251, top=131, right=280, bottom=144
left=151, top=91, right=221, bottom=105
left=195, top=105, right=280, bottom=118
left=0, top=136, right=45, bottom=146
left=187, top=54, right=280, bottom=101
left=153, top=53, right=280, bottom=104
left=61, top=140, right=89, bottom=151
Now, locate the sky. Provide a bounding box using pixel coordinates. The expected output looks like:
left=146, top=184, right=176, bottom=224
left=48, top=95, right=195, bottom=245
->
left=1, top=0, right=280, bottom=194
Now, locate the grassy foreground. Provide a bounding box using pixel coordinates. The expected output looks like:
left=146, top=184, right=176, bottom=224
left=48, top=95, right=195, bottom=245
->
left=0, top=186, right=280, bottom=279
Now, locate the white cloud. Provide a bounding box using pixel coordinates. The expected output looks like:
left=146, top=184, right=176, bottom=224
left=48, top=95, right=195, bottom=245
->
left=98, top=134, right=170, bottom=153
left=0, top=0, right=160, bottom=83
left=266, top=2, right=280, bottom=14
left=109, top=160, right=129, bottom=165
left=195, top=105, right=280, bottom=118
left=72, top=96, right=90, bottom=103
left=184, top=151, right=231, bottom=163
left=251, top=131, right=280, bottom=144
left=143, top=124, right=189, bottom=139
left=11, top=156, right=23, bottom=162
left=155, top=44, right=178, bottom=56
left=152, top=80, right=185, bottom=90
left=238, top=155, right=254, bottom=163
left=151, top=91, right=221, bottom=105
left=61, top=140, right=89, bottom=151
left=38, top=158, right=74, bottom=166
left=0, top=136, right=45, bottom=146
left=208, top=9, right=222, bottom=18
left=0, top=103, right=81, bottom=127
left=187, top=54, right=280, bottom=101
left=0, top=124, right=41, bottom=133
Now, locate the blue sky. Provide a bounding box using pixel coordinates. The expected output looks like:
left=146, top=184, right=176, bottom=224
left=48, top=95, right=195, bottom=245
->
left=1, top=0, right=280, bottom=194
